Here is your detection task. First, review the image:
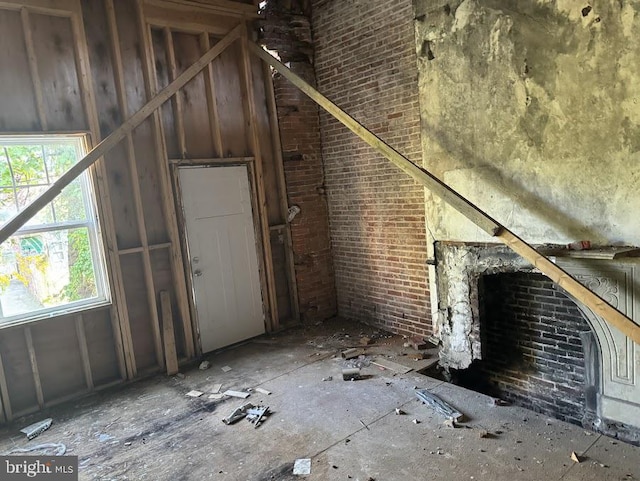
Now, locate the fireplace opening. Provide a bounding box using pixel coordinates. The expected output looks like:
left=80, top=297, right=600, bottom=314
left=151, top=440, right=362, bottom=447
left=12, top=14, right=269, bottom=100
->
left=452, top=272, right=595, bottom=427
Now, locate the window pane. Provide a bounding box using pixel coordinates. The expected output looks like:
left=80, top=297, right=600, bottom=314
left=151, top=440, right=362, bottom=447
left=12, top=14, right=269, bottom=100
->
left=0, top=188, right=17, bottom=224
left=17, top=185, right=56, bottom=226
left=45, top=144, right=78, bottom=180
left=52, top=178, right=88, bottom=223
left=0, top=135, right=108, bottom=325
left=2, top=145, right=47, bottom=186
left=0, top=227, right=98, bottom=319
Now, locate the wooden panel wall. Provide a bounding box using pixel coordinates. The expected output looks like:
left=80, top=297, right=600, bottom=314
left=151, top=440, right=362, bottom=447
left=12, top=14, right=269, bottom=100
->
left=0, top=0, right=297, bottom=422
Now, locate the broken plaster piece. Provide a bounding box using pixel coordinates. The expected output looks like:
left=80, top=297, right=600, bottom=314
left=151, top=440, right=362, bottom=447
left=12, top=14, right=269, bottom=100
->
left=287, top=205, right=301, bottom=223
left=293, top=458, right=312, bottom=475
left=221, top=366, right=232, bottom=372
left=186, top=390, right=204, bottom=397
left=20, top=418, right=52, bottom=440
left=199, top=361, right=211, bottom=370
left=255, top=387, right=272, bottom=395
left=211, top=383, right=222, bottom=394
left=223, top=390, right=251, bottom=399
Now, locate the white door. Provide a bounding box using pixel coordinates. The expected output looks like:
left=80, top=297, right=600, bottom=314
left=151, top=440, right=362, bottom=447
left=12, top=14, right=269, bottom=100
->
left=179, top=165, right=265, bottom=353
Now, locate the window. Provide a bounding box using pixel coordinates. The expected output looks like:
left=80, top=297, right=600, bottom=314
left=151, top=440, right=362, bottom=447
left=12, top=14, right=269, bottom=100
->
left=0, top=135, right=109, bottom=326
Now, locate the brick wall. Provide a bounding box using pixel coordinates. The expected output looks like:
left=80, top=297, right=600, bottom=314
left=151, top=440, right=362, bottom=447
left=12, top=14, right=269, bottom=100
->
left=260, top=0, right=337, bottom=323
left=478, top=273, right=591, bottom=425
left=311, top=0, right=431, bottom=336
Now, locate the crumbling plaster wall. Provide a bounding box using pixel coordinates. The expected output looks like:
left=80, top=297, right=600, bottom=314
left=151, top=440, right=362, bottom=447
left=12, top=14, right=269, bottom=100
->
left=415, top=0, right=640, bottom=245
left=416, top=0, right=640, bottom=368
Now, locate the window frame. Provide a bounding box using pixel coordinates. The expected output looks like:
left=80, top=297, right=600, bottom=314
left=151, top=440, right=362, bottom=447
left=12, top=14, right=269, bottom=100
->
left=0, top=133, right=111, bottom=328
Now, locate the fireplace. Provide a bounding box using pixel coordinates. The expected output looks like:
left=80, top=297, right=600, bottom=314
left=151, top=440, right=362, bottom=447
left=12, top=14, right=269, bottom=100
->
left=434, top=242, right=640, bottom=444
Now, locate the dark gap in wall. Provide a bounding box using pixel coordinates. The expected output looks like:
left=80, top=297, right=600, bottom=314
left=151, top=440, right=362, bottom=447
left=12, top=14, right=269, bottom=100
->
left=452, top=272, right=592, bottom=427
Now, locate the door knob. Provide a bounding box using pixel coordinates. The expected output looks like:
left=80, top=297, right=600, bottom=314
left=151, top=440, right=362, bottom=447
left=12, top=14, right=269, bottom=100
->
left=194, top=269, right=203, bottom=277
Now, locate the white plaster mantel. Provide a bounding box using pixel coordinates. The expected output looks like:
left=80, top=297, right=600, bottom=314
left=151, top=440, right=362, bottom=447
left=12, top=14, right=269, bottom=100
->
left=555, top=257, right=640, bottom=428
left=435, top=242, right=640, bottom=431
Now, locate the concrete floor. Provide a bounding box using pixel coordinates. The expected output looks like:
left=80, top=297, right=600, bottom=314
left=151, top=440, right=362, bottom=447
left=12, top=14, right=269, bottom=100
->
left=0, top=319, right=638, bottom=480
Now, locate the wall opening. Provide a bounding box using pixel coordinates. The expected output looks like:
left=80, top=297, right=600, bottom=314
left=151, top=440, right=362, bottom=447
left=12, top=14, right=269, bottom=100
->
left=454, top=272, right=594, bottom=427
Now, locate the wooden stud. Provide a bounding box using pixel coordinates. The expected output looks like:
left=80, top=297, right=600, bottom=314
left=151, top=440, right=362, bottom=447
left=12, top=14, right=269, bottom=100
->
left=169, top=162, right=201, bottom=357
left=0, top=0, right=76, bottom=16
left=20, top=8, right=47, bottom=131
left=160, top=290, right=179, bottom=375
left=163, top=27, right=187, bottom=158
left=136, top=0, right=195, bottom=358
left=0, top=352, right=12, bottom=422
left=250, top=43, right=640, bottom=346
left=75, top=315, right=94, bottom=390
left=0, top=23, right=244, bottom=243
left=24, top=327, right=44, bottom=408
left=105, top=0, right=163, bottom=369
left=169, top=156, right=254, bottom=165
left=262, top=60, right=300, bottom=322
left=144, top=0, right=259, bottom=18
left=199, top=33, right=223, bottom=157
left=69, top=1, right=132, bottom=380
left=239, top=27, right=279, bottom=331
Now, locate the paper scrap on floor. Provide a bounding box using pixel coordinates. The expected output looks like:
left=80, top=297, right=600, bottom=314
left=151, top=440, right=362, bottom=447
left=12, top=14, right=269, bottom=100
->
left=293, top=458, right=311, bottom=475
left=186, top=390, right=203, bottom=397
left=221, top=366, right=232, bottom=372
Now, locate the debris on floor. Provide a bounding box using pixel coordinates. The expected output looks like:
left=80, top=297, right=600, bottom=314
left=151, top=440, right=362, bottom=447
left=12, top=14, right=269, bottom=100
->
left=20, top=418, right=52, bottom=440
left=293, top=458, right=312, bottom=475
left=372, top=357, right=413, bottom=374
left=255, top=387, right=271, bottom=395
left=408, top=336, right=428, bottom=350
left=571, top=451, right=583, bottom=463
left=246, top=405, right=270, bottom=428
left=322, top=376, right=333, bottom=381
left=415, top=389, right=463, bottom=422
left=222, top=403, right=255, bottom=425
left=221, top=365, right=232, bottom=372
left=443, top=418, right=457, bottom=429
left=186, top=390, right=204, bottom=397
left=412, top=419, right=420, bottom=424
left=223, top=390, right=251, bottom=399
left=342, top=368, right=361, bottom=381
left=360, top=336, right=374, bottom=346
left=211, top=383, right=222, bottom=394
left=395, top=408, right=405, bottom=415
left=341, top=348, right=365, bottom=359
left=7, top=443, right=66, bottom=456
left=199, top=361, right=211, bottom=370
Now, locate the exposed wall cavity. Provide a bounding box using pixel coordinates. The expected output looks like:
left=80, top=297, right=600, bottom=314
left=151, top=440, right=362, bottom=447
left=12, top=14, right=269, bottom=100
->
left=434, top=242, right=535, bottom=369
left=415, top=0, right=640, bottom=245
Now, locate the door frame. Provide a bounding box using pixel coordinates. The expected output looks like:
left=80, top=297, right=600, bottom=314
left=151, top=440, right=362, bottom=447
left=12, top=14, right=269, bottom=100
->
left=171, top=157, right=270, bottom=357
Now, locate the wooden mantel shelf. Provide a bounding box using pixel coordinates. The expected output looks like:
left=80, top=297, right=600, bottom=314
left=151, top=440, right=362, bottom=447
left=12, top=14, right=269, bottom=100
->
left=540, top=246, right=640, bottom=260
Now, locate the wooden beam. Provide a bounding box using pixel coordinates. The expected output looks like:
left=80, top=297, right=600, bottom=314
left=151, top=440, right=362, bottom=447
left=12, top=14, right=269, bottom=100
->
left=106, top=0, right=163, bottom=369
left=262, top=59, right=300, bottom=322
left=199, top=33, right=223, bottom=157
left=20, top=8, right=47, bottom=131
left=249, top=43, right=640, bottom=345
left=249, top=43, right=501, bottom=237
left=0, top=23, right=243, bottom=244
left=0, top=352, right=12, bottom=422
left=136, top=0, right=195, bottom=359
left=160, top=290, right=179, bottom=375
left=75, top=315, right=94, bottom=390
left=240, top=29, right=279, bottom=331
left=69, top=4, right=132, bottom=380
left=163, top=27, right=187, bottom=158
left=24, top=327, right=44, bottom=408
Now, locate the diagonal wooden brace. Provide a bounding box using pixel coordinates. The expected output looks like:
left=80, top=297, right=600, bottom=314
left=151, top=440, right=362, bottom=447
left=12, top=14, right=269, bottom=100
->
left=0, top=23, right=244, bottom=245
left=248, top=42, right=640, bottom=345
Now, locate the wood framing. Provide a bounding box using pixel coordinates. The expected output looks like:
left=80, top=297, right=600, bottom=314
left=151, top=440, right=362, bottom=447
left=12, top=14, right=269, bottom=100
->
left=0, top=1, right=298, bottom=420
left=0, top=23, right=243, bottom=243
left=249, top=42, right=640, bottom=345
